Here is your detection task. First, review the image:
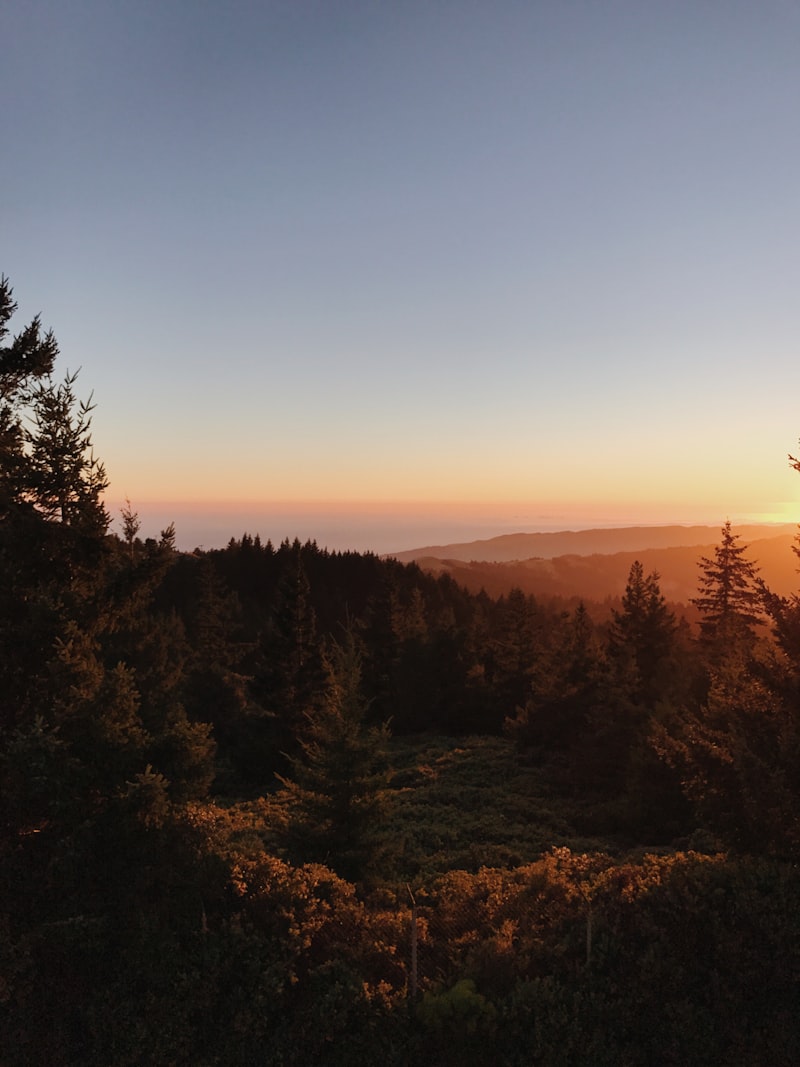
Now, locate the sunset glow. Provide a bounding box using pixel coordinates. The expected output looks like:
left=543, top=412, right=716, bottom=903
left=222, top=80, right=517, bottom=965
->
left=8, top=5, right=800, bottom=1051
left=6, top=2, right=800, bottom=552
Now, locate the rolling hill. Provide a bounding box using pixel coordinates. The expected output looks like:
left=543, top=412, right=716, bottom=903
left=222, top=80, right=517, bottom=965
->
left=389, top=524, right=797, bottom=565
left=392, top=527, right=800, bottom=606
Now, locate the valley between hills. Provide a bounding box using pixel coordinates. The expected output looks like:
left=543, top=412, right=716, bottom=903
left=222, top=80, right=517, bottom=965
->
left=390, top=523, right=799, bottom=606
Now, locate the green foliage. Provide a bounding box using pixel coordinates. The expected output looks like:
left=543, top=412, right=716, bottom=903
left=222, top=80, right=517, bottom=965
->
left=651, top=516, right=800, bottom=857
left=1, top=715, right=76, bottom=831
left=276, top=628, right=390, bottom=881
left=254, top=541, right=326, bottom=771
left=416, top=979, right=497, bottom=1064
left=506, top=600, right=606, bottom=752
left=119, top=496, right=140, bottom=556
left=378, top=736, right=614, bottom=882
left=5, top=271, right=800, bottom=1066
left=408, top=851, right=800, bottom=1066
left=653, top=659, right=800, bottom=857
left=608, top=561, right=677, bottom=705
left=0, top=277, right=219, bottom=1065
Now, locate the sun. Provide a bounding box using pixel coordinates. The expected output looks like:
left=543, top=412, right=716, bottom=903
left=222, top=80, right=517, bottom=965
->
left=745, top=502, right=800, bottom=526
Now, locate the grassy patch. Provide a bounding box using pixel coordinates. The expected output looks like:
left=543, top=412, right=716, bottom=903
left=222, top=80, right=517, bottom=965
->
left=377, top=735, right=617, bottom=885
left=214, top=735, right=628, bottom=888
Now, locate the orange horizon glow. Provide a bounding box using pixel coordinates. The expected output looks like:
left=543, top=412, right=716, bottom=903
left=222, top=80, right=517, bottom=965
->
left=101, top=444, right=800, bottom=520
left=104, top=494, right=800, bottom=528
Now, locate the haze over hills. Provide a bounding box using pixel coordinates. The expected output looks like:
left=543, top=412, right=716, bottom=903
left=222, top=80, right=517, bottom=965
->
left=389, top=524, right=797, bottom=565
left=389, top=525, right=800, bottom=606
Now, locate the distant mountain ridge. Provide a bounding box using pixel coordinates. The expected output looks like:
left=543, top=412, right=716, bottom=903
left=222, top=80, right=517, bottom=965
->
left=388, top=524, right=800, bottom=605
left=388, top=524, right=797, bottom=564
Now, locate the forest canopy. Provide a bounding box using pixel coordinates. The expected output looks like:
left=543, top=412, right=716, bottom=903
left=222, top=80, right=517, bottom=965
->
left=2, top=276, right=800, bottom=1065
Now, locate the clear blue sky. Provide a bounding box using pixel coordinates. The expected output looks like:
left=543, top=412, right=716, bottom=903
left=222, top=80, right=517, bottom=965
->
left=5, top=1, right=800, bottom=550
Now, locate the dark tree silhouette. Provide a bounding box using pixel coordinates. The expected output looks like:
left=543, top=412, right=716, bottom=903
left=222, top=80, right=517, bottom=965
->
left=608, top=561, right=676, bottom=707
left=277, top=626, right=390, bottom=881
left=693, top=521, right=762, bottom=656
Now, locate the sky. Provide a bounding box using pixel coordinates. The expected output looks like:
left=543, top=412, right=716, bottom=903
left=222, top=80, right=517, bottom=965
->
left=4, top=1, right=800, bottom=552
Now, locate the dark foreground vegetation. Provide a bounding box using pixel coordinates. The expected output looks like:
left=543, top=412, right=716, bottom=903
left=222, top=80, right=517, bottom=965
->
left=3, top=277, right=800, bottom=1064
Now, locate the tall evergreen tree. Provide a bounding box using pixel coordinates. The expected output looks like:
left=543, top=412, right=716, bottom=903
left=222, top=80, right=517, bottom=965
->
left=0, top=275, right=58, bottom=517
left=656, top=506, right=799, bottom=853
left=507, top=600, right=606, bottom=752
left=608, top=561, right=676, bottom=706
left=26, top=370, right=108, bottom=534
left=485, top=587, right=541, bottom=728
left=120, top=496, right=141, bottom=558
left=277, top=626, right=390, bottom=881
left=0, top=277, right=214, bottom=924
left=176, top=553, right=258, bottom=791
left=693, top=521, right=762, bottom=656
left=253, top=540, right=325, bottom=774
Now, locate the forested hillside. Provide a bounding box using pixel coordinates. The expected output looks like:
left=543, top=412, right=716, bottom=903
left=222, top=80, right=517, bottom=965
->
left=406, top=533, right=800, bottom=604
left=3, top=277, right=800, bottom=1064
left=390, top=523, right=797, bottom=564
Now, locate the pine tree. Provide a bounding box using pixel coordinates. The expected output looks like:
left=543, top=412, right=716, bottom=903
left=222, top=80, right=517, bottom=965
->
left=692, top=521, right=762, bottom=655
left=178, top=553, right=256, bottom=791
left=0, top=288, right=109, bottom=729
left=652, top=659, right=800, bottom=855
left=26, top=370, right=108, bottom=534
left=486, top=586, right=541, bottom=728
left=655, top=509, right=800, bottom=854
left=0, top=277, right=224, bottom=1063
left=277, top=627, right=390, bottom=881
left=120, top=497, right=141, bottom=558
left=608, top=561, right=676, bottom=706
left=256, top=541, right=325, bottom=767
left=506, top=601, right=605, bottom=752
left=0, top=275, right=58, bottom=517
left=0, top=275, right=214, bottom=872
